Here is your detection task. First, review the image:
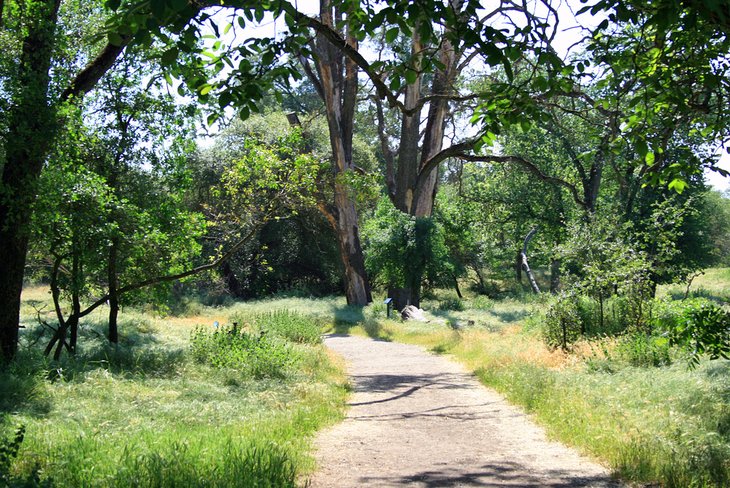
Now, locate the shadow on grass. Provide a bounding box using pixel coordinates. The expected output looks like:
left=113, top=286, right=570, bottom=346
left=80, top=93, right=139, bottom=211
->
left=1, top=319, right=186, bottom=417
left=488, top=308, right=530, bottom=324
left=667, top=287, right=730, bottom=305
left=330, top=305, right=392, bottom=341
left=430, top=309, right=466, bottom=328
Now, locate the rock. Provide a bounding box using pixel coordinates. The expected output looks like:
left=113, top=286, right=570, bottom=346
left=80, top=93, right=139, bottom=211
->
left=401, top=305, right=428, bottom=321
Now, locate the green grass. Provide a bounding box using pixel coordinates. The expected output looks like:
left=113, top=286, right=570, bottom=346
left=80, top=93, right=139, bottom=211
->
left=2, top=287, right=347, bottom=487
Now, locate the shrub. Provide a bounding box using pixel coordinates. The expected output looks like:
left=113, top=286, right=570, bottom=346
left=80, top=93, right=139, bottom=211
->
left=614, top=333, right=672, bottom=367
left=470, top=295, right=494, bottom=311
left=668, top=302, right=730, bottom=368
left=0, top=425, right=25, bottom=484
left=543, top=293, right=582, bottom=350
left=189, top=325, right=292, bottom=379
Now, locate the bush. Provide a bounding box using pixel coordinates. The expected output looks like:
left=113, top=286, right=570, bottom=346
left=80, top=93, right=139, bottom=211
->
left=543, top=293, right=582, bottom=350
left=614, top=333, right=672, bottom=367
left=667, top=302, right=730, bottom=368
left=190, top=325, right=292, bottom=379
left=0, top=425, right=25, bottom=484
left=469, top=295, right=494, bottom=311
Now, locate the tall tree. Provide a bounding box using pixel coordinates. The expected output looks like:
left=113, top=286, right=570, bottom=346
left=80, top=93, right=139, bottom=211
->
left=299, top=0, right=372, bottom=305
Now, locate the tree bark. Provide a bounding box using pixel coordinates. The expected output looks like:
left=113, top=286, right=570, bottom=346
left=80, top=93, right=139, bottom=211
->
left=306, top=0, right=371, bottom=306
left=550, top=258, right=561, bottom=293
left=0, top=0, right=62, bottom=362
left=68, top=241, right=82, bottom=354
left=520, top=227, right=541, bottom=294
left=108, top=238, right=120, bottom=344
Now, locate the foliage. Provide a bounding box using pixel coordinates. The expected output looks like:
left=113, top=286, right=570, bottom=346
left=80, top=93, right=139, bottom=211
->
left=189, top=325, right=292, bottom=379
left=4, top=291, right=347, bottom=486
left=363, top=198, right=455, bottom=291
left=612, top=334, right=672, bottom=368
left=0, top=425, right=25, bottom=485
left=438, top=297, right=465, bottom=312
left=667, top=302, right=730, bottom=369
left=258, top=311, right=323, bottom=345
left=191, top=118, right=341, bottom=299
left=354, top=290, right=730, bottom=488
left=542, top=292, right=582, bottom=350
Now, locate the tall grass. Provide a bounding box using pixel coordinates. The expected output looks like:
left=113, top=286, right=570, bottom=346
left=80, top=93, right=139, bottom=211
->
left=2, top=288, right=347, bottom=487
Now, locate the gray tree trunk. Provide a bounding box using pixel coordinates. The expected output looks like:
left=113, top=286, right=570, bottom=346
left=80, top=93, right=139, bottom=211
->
left=309, top=0, right=372, bottom=305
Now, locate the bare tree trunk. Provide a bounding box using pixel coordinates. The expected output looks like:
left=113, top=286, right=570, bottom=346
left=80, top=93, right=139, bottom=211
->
left=520, top=227, right=541, bottom=294
left=306, top=0, right=371, bottom=305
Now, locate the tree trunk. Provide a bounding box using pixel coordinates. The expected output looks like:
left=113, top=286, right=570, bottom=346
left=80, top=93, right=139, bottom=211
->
left=307, top=0, right=371, bottom=306
left=521, top=227, right=541, bottom=294
left=0, top=0, right=62, bottom=362
left=68, top=245, right=81, bottom=354
left=108, top=238, right=120, bottom=344
left=550, top=258, right=561, bottom=293
left=453, top=275, right=463, bottom=299
left=334, top=188, right=371, bottom=305
left=389, top=284, right=421, bottom=311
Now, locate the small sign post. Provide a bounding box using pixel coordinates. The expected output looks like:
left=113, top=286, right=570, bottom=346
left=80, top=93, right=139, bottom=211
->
left=383, top=298, right=393, bottom=319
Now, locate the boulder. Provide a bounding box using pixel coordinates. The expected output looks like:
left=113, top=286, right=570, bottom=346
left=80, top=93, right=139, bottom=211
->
left=401, top=305, right=428, bottom=322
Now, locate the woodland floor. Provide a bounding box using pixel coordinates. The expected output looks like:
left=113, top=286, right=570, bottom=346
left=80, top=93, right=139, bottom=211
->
left=308, top=334, right=623, bottom=488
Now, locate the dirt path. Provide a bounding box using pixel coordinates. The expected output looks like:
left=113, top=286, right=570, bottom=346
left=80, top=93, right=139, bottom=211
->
left=309, top=334, right=620, bottom=487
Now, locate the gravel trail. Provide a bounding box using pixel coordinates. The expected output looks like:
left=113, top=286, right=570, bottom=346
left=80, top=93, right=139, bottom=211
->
left=309, top=334, right=621, bottom=487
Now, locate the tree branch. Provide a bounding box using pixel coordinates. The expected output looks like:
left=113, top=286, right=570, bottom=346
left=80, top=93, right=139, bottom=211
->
left=60, top=37, right=131, bottom=102
left=75, top=218, right=267, bottom=320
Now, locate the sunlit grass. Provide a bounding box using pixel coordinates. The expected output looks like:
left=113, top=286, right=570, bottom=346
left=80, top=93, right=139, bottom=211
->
left=4, top=288, right=348, bottom=487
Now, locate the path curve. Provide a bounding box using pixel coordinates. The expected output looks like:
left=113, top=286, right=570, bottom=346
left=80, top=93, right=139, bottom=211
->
left=309, top=334, right=620, bottom=487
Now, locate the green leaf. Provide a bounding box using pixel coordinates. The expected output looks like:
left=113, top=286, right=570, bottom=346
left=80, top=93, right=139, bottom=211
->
left=105, top=0, right=121, bottom=10
left=502, top=59, right=513, bottom=81
left=151, top=0, right=166, bottom=18
left=199, top=84, right=213, bottom=96
left=385, top=27, right=399, bottom=43
left=668, top=178, right=687, bottom=193
left=161, top=47, right=178, bottom=66
left=108, top=32, right=124, bottom=46
left=404, top=69, right=418, bottom=85
left=645, top=151, right=655, bottom=166
left=207, top=113, right=219, bottom=126
left=219, top=91, right=233, bottom=109
left=170, top=0, right=187, bottom=11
